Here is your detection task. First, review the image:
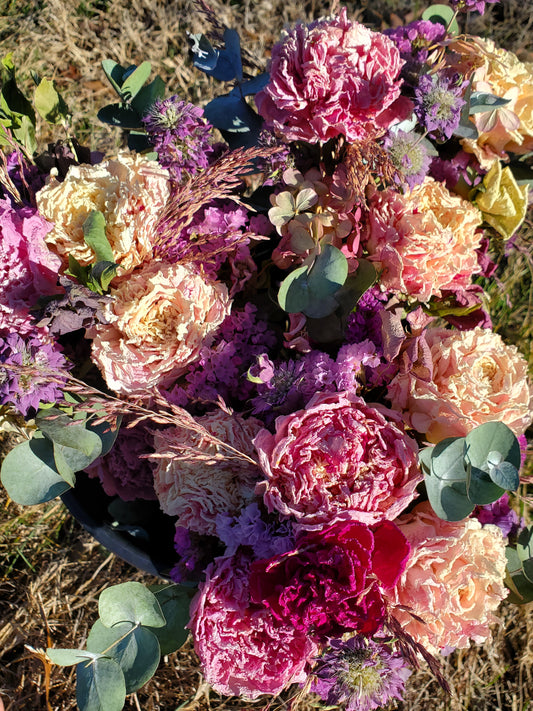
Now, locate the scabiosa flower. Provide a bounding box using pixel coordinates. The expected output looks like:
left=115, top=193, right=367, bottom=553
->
left=450, top=0, right=499, bottom=14
left=0, top=331, right=67, bottom=416
left=384, top=130, right=431, bottom=189
left=311, top=636, right=411, bottom=711
left=143, top=96, right=214, bottom=182
left=414, top=73, right=466, bottom=140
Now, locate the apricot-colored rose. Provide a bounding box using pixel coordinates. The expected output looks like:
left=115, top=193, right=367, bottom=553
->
left=152, top=410, right=262, bottom=536
left=386, top=502, right=508, bottom=654
left=388, top=326, right=533, bottom=443
left=89, top=260, right=230, bottom=394
left=455, top=37, right=533, bottom=161
left=364, top=178, right=483, bottom=302
left=36, top=154, right=170, bottom=273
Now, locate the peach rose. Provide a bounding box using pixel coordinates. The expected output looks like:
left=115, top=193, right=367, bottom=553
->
left=152, top=411, right=262, bottom=535
left=388, top=326, right=533, bottom=443
left=89, top=260, right=231, bottom=394
left=386, top=502, right=508, bottom=654
left=364, top=178, right=483, bottom=302
left=455, top=38, right=533, bottom=162
left=36, top=154, right=170, bottom=273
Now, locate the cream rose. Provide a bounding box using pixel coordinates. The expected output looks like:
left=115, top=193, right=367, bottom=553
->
left=90, top=260, right=231, bottom=394
left=36, top=153, right=170, bottom=273
left=388, top=326, right=533, bottom=443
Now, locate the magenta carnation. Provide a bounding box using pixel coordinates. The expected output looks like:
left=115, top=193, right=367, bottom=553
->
left=249, top=519, right=410, bottom=640
left=255, top=7, right=409, bottom=144
left=254, top=391, right=422, bottom=529
left=189, top=550, right=318, bottom=699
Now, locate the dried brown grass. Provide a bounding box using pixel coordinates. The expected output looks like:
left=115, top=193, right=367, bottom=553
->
left=1, top=0, right=533, bottom=709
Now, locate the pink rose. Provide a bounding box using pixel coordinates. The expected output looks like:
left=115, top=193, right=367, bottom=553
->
left=89, top=260, right=231, bottom=394
left=255, top=8, right=410, bottom=144
left=152, top=410, right=262, bottom=536
left=388, top=326, right=533, bottom=442
left=189, top=551, right=317, bottom=699
left=249, top=519, right=410, bottom=639
left=386, top=502, right=508, bottom=654
left=254, top=391, right=422, bottom=528
left=363, top=178, right=483, bottom=302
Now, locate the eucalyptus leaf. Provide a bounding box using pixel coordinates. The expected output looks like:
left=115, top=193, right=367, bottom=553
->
left=36, top=408, right=102, bottom=460
left=464, top=422, right=521, bottom=484
left=469, top=92, right=511, bottom=114
left=505, top=546, right=533, bottom=604
left=131, top=76, right=166, bottom=116
left=97, top=104, right=144, bottom=130
left=87, top=620, right=160, bottom=694
left=99, top=582, right=166, bottom=628
left=421, top=3, right=459, bottom=34
left=277, top=265, right=310, bottom=314
left=516, top=527, right=533, bottom=584
left=86, top=416, right=121, bottom=456
left=120, top=61, right=152, bottom=101
left=148, top=585, right=194, bottom=655
left=431, top=437, right=466, bottom=481
left=203, top=93, right=263, bottom=148
left=487, top=459, right=520, bottom=491
left=425, top=472, right=474, bottom=521
left=76, top=656, right=126, bottom=711
left=90, top=261, right=118, bottom=292
left=466, top=467, right=505, bottom=505
left=47, top=648, right=101, bottom=667
left=1, top=436, right=71, bottom=505
left=101, top=60, right=128, bottom=96
left=307, top=244, right=349, bottom=300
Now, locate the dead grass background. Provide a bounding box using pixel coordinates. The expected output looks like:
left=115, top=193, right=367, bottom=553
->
left=0, top=0, right=532, bottom=709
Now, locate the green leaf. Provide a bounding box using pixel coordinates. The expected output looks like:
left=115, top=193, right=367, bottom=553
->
left=505, top=546, right=533, bottom=604
left=76, top=656, right=126, bottom=711
left=466, top=467, right=505, bottom=505
left=131, top=76, right=166, bottom=116
left=87, top=620, right=160, bottom=694
left=307, top=244, right=349, bottom=301
left=431, top=436, right=467, bottom=481
left=86, top=416, right=121, bottom=456
left=469, top=92, right=511, bottom=114
left=47, top=648, right=101, bottom=667
left=516, top=527, right=533, bottom=584
left=418, top=445, right=434, bottom=475
left=278, top=264, right=310, bottom=314
left=120, top=61, right=152, bottom=101
left=486, top=455, right=520, bottom=491
left=464, top=422, right=521, bottom=485
left=34, top=77, right=70, bottom=124
left=82, top=211, right=114, bottom=262
left=36, top=408, right=102, bottom=460
left=1, top=436, right=71, bottom=505
left=91, top=261, right=118, bottom=291
left=149, top=585, right=194, bottom=655
left=99, top=582, right=166, bottom=628
left=97, top=104, right=144, bottom=130
left=101, top=60, right=128, bottom=96
left=421, top=3, right=459, bottom=34
left=425, top=471, right=474, bottom=521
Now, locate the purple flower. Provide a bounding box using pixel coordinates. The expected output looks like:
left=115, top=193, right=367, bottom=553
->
left=0, top=331, right=67, bottom=416
left=385, top=21, right=446, bottom=82
left=475, top=493, right=520, bottom=538
left=250, top=357, right=307, bottom=418
left=450, top=0, right=499, bottom=15
left=143, top=96, right=214, bottom=182
left=311, top=635, right=411, bottom=711
left=384, top=130, right=431, bottom=189
left=414, top=73, right=466, bottom=140
left=335, top=341, right=381, bottom=392
left=216, top=502, right=295, bottom=559
left=169, top=526, right=221, bottom=583
left=345, top=286, right=389, bottom=350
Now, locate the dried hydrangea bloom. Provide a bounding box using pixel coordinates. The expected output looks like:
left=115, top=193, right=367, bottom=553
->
left=36, top=153, right=170, bottom=274
left=386, top=502, right=508, bottom=654
left=189, top=550, right=318, bottom=699
left=388, top=326, right=533, bottom=443
left=254, top=390, right=422, bottom=529
left=89, top=260, right=231, bottom=394
left=152, top=410, right=262, bottom=536
left=364, top=177, right=483, bottom=302
left=256, top=8, right=409, bottom=144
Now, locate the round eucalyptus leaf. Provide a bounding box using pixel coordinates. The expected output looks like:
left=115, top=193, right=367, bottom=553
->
left=488, top=460, right=520, bottom=491
left=421, top=3, right=460, bottom=34
left=99, top=582, right=165, bottom=628
left=278, top=265, right=310, bottom=313
left=76, top=656, right=126, bottom=711
left=1, top=436, right=71, bottom=505
left=120, top=61, right=152, bottom=100
left=418, top=446, right=434, bottom=475
left=464, top=421, right=521, bottom=472
left=517, top=527, right=533, bottom=584
left=430, top=437, right=467, bottom=481
left=306, top=244, right=348, bottom=300
left=505, top=546, right=533, bottom=604
left=466, top=468, right=505, bottom=505
left=47, top=648, right=100, bottom=667
left=36, top=408, right=102, bottom=461
left=425, top=472, right=474, bottom=521
left=149, top=585, right=196, bottom=655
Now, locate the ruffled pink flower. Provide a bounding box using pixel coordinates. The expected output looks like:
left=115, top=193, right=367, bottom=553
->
left=152, top=410, right=262, bottom=535
left=255, top=8, right=410, bottom=144
left=386, top=502, right=508, bottom=654
left=89, top=260, right=231, bottom=394
left=249, top=519, right=410, bottom=639
left=0, top=199, right=61, bottom=335
left=363, top=178, right=483, bottom=302
left=388, top=326, right=533, bottom=443
left=189, top=550, right=318, bottom=699
left=254, top=391, right=422, bottom=529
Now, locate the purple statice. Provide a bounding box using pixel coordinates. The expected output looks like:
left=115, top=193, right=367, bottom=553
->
left=255, top=129, right=293, bottom=186
left=311, top=636, right=411, bottom=711
left=143, top=96, right=214, bottom=182
left=345, top=286, right=389, bottom=351
left=384, top=130, right=431, bottom=189
left=414, top=73, right=466, bottom=140
left=475, top=493, right=521, bottom=538
left=299, top=350, right=336, bottom=402
left=165, top=304, right=277, bottom=409
left=450, top=0, right=499, bottom=14
left=216, top=502, right=295, bottom=559
left=85, top=421, right=157, bottom=502
left=385, top=21, right=446, bottom=83
left=334, top=341, right=381, bottom=393
left=0, top=330, right=67, bottom=416
left=169, top=526, right=221, bottom=583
